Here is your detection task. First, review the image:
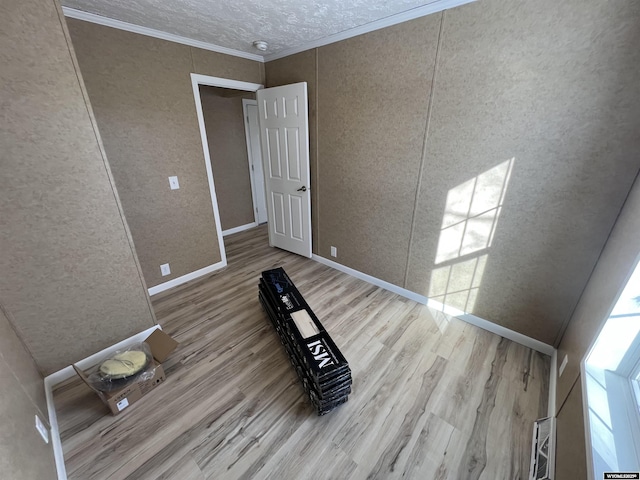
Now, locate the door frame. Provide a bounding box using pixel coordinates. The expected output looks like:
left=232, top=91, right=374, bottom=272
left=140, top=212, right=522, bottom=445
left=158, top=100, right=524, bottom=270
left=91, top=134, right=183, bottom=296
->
left=242, top=98, right=268, bottom=225
left=189, top=74, right=263, bottom=266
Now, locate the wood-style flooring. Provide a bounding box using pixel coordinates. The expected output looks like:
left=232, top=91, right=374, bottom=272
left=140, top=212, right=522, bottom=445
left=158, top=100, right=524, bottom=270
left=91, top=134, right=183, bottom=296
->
left=53, top=225, right=549, bottom=479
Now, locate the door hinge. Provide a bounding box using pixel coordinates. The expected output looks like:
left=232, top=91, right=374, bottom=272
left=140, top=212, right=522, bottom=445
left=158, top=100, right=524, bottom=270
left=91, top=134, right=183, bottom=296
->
left=246, top=116, right=249, bottom=122
left=251, top=164, right=254, bottom=171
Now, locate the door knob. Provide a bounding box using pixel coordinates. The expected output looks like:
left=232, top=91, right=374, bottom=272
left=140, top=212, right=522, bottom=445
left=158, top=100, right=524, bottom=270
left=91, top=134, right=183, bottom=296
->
left=297, top=186, right=307, bottom=192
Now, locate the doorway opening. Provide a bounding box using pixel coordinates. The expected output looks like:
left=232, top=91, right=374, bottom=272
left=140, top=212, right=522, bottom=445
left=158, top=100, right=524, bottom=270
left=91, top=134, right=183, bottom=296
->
left=190, top=74, right=264, bottom=264
left=243, top=98, right=269, bottom=225
left=197, top=84, right=268, bottom=234
left=191, top=74, right=312, bottom=270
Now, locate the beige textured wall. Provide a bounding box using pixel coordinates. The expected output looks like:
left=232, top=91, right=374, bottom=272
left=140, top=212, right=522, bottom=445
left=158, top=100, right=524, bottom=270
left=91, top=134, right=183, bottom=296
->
left=0, top=306, right=48, bottom=420
left=265, top=50, right=319, bottom=253
left=67, top=19, right=264, bottom=288
left=192, top=48, right=263, bottom=85
left=266, top=0, right=640, bottom=344
left=68, top=20, right=216, bottom=287
left=199, top=87, right=255, bottom=230
left=1, top=0, right=156, bottom=374
left=406, top=0, right=640, bottom=345
left=318, top=17, right=440, bottom=286
left=556, top=173, right=640, bottom=407
left=555, top=377, right=588, bottom=479
left=0, top=307, right=56, bottom=479
left=550, top=177, right=640, bottom=479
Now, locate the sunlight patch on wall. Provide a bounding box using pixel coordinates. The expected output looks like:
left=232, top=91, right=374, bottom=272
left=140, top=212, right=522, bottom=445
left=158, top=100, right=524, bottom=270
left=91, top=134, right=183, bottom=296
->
left=429, top=255, right=487, bottom=313
left=435, top=158, right=514, bottom=264
left=429, top=158, right=514, bottom=314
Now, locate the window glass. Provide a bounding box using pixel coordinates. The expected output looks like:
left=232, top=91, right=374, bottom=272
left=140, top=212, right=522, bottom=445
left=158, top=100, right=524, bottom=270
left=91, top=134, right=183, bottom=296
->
left=584, top=260, right=640, bottom=478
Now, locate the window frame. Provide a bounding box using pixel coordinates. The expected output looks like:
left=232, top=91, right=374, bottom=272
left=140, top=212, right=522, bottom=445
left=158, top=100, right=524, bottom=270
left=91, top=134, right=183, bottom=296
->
left=581, top=256, right=640, bottom=480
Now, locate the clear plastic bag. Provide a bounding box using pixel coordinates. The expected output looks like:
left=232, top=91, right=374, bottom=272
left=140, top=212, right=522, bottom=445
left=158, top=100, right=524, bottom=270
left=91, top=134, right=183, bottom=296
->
left=87, top=342, right=155, bottom=392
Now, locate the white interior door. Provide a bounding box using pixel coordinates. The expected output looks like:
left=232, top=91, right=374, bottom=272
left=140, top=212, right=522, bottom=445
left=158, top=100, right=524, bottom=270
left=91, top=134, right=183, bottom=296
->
left=242, top=99, right=268, bottom=224
left=257, top=82, right=312, bottom=258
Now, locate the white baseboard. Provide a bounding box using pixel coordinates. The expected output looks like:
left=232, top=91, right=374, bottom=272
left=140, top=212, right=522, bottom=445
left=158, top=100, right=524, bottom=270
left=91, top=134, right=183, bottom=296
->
left=148, top=261, right=226, bottom=296
left=548, top=349, right=558, bottom=417
left=457, top=312, right=555, bottom=356
left=222, top=222, right=258, bottom=237
left=44, top=378, right=66, bottom=480
left=44, top=324, right=162, bottom=480
left=311, top=254, right=429, bottom=305
left=311, top=254, right=554, bottom=356
left=426, top=297, right=465, bottom=317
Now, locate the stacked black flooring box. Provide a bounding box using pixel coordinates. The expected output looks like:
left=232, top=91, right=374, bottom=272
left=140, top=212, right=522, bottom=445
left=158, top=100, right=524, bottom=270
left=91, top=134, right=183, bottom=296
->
left=258, top=267, right=351, bottom=415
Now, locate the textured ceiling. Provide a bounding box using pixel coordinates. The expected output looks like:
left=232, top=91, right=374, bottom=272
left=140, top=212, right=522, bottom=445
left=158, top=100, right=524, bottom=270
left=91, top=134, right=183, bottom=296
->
left=61, top=0, right=447, bottom=56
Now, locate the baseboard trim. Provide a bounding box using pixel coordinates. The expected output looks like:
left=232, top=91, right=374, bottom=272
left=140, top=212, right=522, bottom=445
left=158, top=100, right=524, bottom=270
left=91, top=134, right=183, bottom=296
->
left=44, top=324, right=162, bottom=480
left=222, top=222, right=258, bottom=237
left=148, top=261, right=226, bottom=296
left=311, top=254, right=554, bottom=356
left=311, top=254, right=429, bottom=304
left=548, top=349, right=558, bottom=417
left=457, top=312, right=555, bottom=356
left=44, top=378, right=66, bottom=480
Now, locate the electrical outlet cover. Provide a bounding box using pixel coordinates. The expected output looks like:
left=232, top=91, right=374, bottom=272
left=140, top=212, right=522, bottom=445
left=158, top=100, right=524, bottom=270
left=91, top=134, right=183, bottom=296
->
left=160, top=263, right=171, bottom=276
left=330, top=246, right=337, bottom=257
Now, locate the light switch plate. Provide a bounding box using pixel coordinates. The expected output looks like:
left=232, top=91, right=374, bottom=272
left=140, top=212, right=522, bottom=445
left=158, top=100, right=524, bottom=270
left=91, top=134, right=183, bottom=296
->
left=558, top=354, right=568, bottom=377
left=160, top=263, right=171, bottom=276
left=168, top=176, right=180, bottom=190
left=35, top=414, right=49, bottom=444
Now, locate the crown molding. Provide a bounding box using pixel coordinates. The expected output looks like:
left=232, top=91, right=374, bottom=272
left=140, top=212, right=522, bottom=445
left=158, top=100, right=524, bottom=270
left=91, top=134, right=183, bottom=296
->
left=62, top=7, right=265, bottom=63
left=63, top=0, right=477, bottom=67
left=263, top=0, right=476, bottom=62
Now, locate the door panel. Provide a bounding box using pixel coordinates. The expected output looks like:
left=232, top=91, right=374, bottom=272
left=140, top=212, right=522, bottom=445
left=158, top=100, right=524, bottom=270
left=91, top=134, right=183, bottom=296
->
left=265, top=98, right=278, bottom=119
left=284, top=96, right=298, bottom=117
left=289, top=195, right=303, bottom=240
left=286, top=128, right=301, bottom=181
left=257, top=82, right=311, bottom=258
left=272, top=192, right=286, bottom=235
left=266, top=129, right=282, bottom=178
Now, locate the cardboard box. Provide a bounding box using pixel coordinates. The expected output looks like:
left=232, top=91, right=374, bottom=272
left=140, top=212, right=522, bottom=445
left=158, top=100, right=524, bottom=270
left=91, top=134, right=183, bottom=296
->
left=73, top=329, right=178, bottom=415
